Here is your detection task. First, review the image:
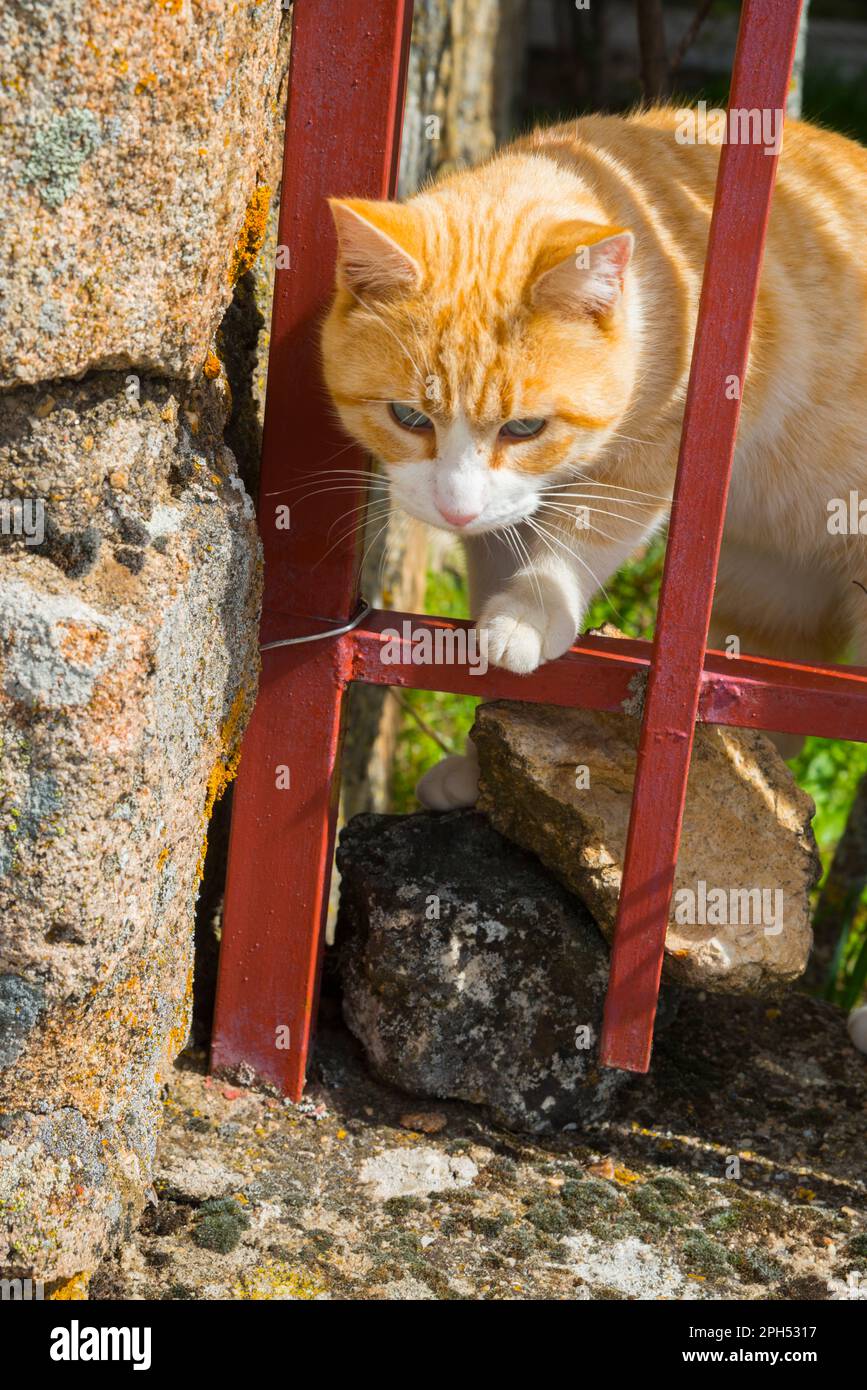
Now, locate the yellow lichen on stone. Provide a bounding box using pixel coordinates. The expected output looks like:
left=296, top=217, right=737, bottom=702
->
left=203, top=350, right=222, bottom=380
left=228, top=184, right=272, bottom=286
left=165, top=965, right=194, bottom=1062
left=194, top=685, right=250, bottom=885
left=47, top=1272, right=89, bottom=1300
left=234, top=1261, right=328, bottom=1301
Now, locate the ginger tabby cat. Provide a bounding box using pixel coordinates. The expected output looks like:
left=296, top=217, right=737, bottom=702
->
left=321, top=108, right=867, bottom=809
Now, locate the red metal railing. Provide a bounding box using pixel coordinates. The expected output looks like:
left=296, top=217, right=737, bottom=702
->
left=212, top=0, right=856, bottom=1098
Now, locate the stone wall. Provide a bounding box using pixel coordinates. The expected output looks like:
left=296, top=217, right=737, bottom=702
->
left=0, top=0, right=290, bottom=1288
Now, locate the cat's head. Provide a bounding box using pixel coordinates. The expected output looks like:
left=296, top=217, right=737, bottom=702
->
left=321, top=176, right=637, bottom=535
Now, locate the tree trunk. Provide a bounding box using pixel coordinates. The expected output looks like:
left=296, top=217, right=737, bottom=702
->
left=636, top=0, right=669, bottom=104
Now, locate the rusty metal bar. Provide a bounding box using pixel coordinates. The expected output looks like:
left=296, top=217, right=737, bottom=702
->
left=211, top=0, right=415, bottom=1097
left=342, top=610, right=867, bottom=744
left=599, top=0, right=806, bottom=1071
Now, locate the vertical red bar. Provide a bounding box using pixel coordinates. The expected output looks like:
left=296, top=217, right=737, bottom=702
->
left=600, top=0, right=804, bottom=1071
left=211, top=0, right=414, bottom=1096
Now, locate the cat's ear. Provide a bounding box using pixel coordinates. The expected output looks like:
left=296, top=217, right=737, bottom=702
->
left=329, top=198, right=422, bottom=297
left=530, top=224, right=634, bottom=318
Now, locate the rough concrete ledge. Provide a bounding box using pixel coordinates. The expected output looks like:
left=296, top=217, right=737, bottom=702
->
left=90, top=986, right=866, bottom=1301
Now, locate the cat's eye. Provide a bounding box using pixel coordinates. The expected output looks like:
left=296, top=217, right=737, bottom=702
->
left=390, top=402, right=434, bottom=431
left=499, top=417, right=546, bottom=439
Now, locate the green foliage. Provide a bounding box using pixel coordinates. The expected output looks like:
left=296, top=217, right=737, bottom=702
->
left=695, top=66, right=867, bottom=148
left=789, top=738, right=867, bottom=854
left=584, top=534, right=666, bottom=639
left=789, top=738, right=867, bottom=1007
left=391, top=552, right=478, bottom=813
left=803, top=68, right=867, bottom=146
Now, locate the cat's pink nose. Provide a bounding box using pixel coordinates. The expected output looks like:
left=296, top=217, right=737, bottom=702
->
left=437, top=506, right=480, bottom=528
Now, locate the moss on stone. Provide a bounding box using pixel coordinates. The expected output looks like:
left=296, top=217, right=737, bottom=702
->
left=524, top=1199, right=572, bottom=1235
left=192, top=1196, right=250, bottom=1253
left=560, top=1178, right=620, bottom=1218
left=484, top=1155, right=519, bottom=1185
left=471, top=1211, right=514, bottom=1238
left=733, top=1247, right=783, bottom=1284
left=649, top=1174, right=694, bottom=1205
left=500, top=1226, right=537, bottom=1261
left=682, top=1231, right=731, bottom=1278
left=629, top=1184, right=685, bottom=1229
left=383, top=1195, right=426, bottom=1216
left=703, top=1205, right=741, bottom=1233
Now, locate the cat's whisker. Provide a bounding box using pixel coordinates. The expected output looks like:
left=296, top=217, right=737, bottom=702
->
left=275, top=488, right=389, bottom=518
left=326, top=497, right=394, bottom=540
left=354, top=397, right=428, bottom=406
left=540, top=500, right=652, bottom=528
left=376, top=511, right=411, bottom=592
left=324, top=500, right=394, bottom=544
left=284, top=476, right=390, bottom=492
left=287, top=467, right=386, bottom=479
left=523, top=516, right=569, bottom=592
left=508, top=523, right=545, bottom=612
left=360, top=515, right=400, bottom=586
left=540, top=490, right=656, bottom=511
left=540, top=505, right=639, bottom=548
left=284, top=484, right=390, bottom=507
left=555, top=469, right=671, bottom=502
left=313, top=503, right=396, bottom=572
left=498, top=525, right=525, bottom=595
left=262, top=457, right=383, bottom=497
left=526, top=516, right=624, bottom=623
left=606, top=431, right=658, bottom=448
left=266, top=467, right=388, bottom=491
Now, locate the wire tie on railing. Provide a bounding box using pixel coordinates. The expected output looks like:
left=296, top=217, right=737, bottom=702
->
left=259, top=598, right=372, bottom=651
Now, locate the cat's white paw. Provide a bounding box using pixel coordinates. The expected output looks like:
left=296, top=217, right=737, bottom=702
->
left=416, top=743, right=479, bottom=810
left=478, top=588, right=576, bottom=675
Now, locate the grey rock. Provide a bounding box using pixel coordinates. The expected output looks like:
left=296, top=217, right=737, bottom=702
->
left=337, top=810, right=665, bottom=1133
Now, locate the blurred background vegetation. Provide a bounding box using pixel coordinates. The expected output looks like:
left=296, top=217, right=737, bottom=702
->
left=348, top=0, right=867, bottom=1010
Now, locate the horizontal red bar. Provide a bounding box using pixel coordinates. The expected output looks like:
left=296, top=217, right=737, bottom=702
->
left=331, top=607, right=867, bottom=744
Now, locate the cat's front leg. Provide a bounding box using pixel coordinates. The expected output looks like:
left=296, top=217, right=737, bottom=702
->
left=477, top=558, right=582, bottom=675
left=464, top=524, right=581, bottom=674
left=415, top=528, right=633, bottom=809
left=469, top=526, right=645, bottom=675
